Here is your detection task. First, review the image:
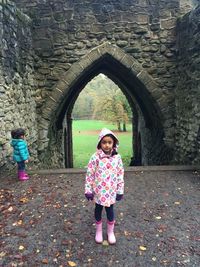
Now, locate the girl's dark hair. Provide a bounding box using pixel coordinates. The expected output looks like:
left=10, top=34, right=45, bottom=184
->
left=111, top=149, right=118, bottom=156
left=98, top=134, right=118, bottom=155
left=11, top=128, right=25, bottom=139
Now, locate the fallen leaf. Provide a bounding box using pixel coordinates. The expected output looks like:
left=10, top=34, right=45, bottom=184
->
left=27, top=188, right=33, bottom=194
left=53, top=203, right=61, bottom=208
left=134, top=231, right=144, bottom=238
left=55, top=252, right=60, bottom=257
left=102, top=240, right=109, bottom=246
left=67, top=261, right=77, bottom=266
left=155, top=216, right=162, bottom=220
left=161, top=259, right=170, bottom=264
left=174, top=201, right=181, bottom=205
left=19, top=245, right=25, bottom=250
left=0, top=251, right=6, bottom=258
left=42, top=258, right=48, bottom=264
left=157, top=224, right=167, bottom=233
left=139, top=245, right=147, bottom=251
left=17, top=220, right=23, bottom=225
left=19, top=197, right=29, bottom=203
left=124, top=230, right=131, bottom=236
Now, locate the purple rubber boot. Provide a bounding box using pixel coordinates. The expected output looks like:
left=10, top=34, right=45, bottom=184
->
left=18, top=170, right=29, bottom=181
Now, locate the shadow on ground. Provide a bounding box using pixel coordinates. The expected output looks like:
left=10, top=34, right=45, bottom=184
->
left=0, top=170, right=200, bottom=266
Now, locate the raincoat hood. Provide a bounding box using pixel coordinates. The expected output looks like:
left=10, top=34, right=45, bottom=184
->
left=97, top=128, right=119, bottom=149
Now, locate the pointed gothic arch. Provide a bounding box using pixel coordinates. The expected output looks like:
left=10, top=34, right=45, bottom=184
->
left=39, top=42, right=172, bottom=167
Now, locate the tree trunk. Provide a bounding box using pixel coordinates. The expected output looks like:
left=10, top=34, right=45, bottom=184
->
left=117, top=121, right=121, bottom=131
left=123, top=122, right=126, bottom=132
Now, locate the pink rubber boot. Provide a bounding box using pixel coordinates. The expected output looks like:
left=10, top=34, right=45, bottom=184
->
left=95, top=220, right=103, bottom=244
left=107, top=221, right=116, bottom=244
left=18, top=170, right=29, bottom=181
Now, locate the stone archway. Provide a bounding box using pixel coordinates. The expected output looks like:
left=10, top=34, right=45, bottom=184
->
left=39, top=42, right=173, bottom=168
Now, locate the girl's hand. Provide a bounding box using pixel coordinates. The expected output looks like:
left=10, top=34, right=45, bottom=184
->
left=116, top=194, right=123, bottom=201
left=85, top=193, right=94, bottom=201
left=25, top=160, right=29, bottom=163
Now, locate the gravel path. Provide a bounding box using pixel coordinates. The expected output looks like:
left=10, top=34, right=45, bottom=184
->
left=0, top=170, right=200, bottom=266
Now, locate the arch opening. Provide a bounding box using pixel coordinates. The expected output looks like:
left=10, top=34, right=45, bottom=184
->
left=71, top=73, right=134, bottom=168
left=41, top=45, right=172, bottom=168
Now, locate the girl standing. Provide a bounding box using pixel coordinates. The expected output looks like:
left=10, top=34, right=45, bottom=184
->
left=85, top=128, right=124, bottom=244
left=11, top=128, right=30, bottom=181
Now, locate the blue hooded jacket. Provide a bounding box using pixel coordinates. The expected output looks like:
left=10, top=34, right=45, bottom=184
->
left=11, top=139, right=29, bottom=162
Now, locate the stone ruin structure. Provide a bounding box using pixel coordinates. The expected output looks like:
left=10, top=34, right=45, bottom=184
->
left=0, top=0, right=200, bottom=169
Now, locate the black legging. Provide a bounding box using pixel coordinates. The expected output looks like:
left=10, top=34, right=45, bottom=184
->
left=95, top=203, right=114, bottom=222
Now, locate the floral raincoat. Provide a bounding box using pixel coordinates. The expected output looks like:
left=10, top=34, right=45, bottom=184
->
left=85, top=128, right=124, bottom=207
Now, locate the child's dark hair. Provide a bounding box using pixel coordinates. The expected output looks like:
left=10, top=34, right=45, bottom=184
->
left=11, top=128, right=25, bottom=139
left=98, top=134, right=118, bottom=155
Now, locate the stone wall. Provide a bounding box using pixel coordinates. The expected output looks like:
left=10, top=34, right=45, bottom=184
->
left=14, top=0, right=182, bottom=167
left=0, top=0, right=199, bottom=169
left=175, top=5, right=200, bottom=164
left=15, top=0, right=181, bottom=103
left=0, top=0, right=37, bottom=170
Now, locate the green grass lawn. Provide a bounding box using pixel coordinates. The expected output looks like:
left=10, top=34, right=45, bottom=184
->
left=72, top=120, right=133, bottom=167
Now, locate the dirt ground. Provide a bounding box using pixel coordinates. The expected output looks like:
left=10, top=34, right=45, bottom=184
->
left=0, top=169, right=200, bottom=267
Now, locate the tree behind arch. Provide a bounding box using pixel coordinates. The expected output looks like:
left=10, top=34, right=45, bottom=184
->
left=72, top=74, right=131, bottom=131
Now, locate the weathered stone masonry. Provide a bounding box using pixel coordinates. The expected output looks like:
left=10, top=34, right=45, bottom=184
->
left=0, top=0, right=38, bottom=169
left=0, top=0, right=199, bottom=169
left=175, top=5, right=200, bottom=164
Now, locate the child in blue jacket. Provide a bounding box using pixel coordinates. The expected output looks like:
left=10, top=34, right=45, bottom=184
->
left=11, top=128, right=30, bottom=181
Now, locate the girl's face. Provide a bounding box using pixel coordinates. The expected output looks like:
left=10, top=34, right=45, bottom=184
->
left=100, top=136, right=114, bottom=155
